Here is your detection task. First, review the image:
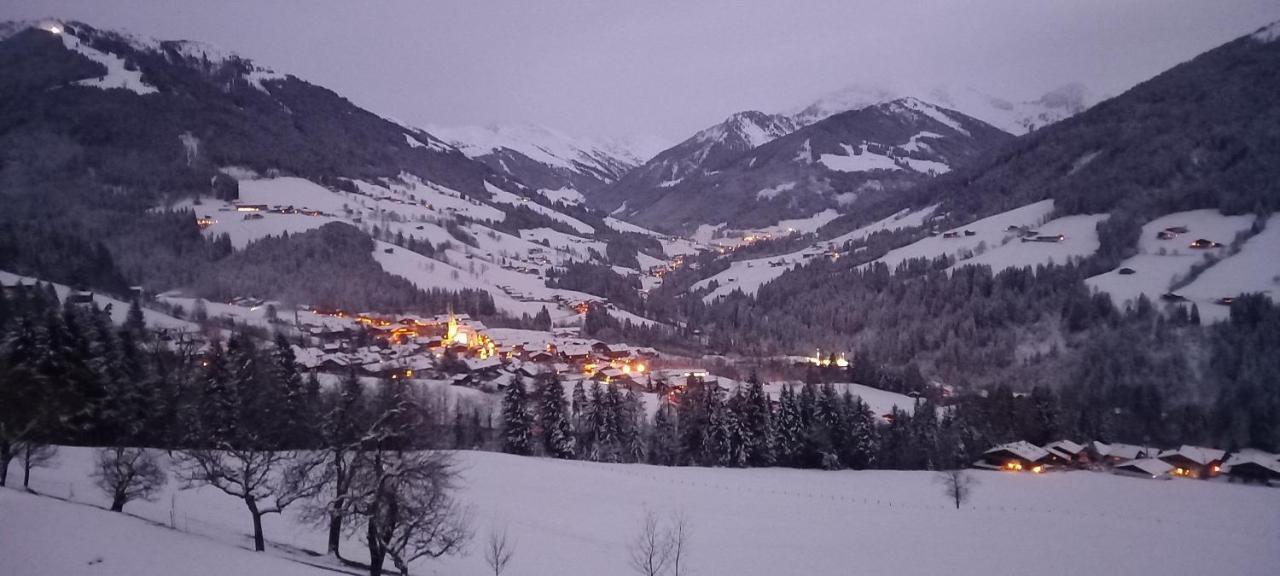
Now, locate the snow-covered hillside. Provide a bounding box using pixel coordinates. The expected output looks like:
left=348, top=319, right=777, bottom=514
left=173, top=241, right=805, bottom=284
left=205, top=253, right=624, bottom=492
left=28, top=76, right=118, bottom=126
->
left=7, top=448, right=1279, bottom=576
left=1085, top=210, right=1258, bottom=317
left=429, top=123, right=664, bottom=201
left=794, top=83, right=1090, bottom=135
left=174, top=173, right=669, bottom=322
left=693, top=205, right=937, bottom=301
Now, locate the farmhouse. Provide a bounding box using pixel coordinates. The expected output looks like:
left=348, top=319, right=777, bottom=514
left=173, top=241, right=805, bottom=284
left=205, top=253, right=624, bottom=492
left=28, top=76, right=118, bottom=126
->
left=1157, top=445, right=1226, bottom=479
left=980, top=441, right=1049, bottom=472
left=1113, top=458, right=1174, bottom=480
left=1188, top=238, right=1221, bottom=249
left=1043, top=439, right=1088, bottom=467
left=1222, top=450, right=1280, bottom=485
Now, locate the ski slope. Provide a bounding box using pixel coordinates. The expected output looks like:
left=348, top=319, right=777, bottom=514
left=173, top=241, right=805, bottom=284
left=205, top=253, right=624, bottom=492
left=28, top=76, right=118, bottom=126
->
left=7, top=448, right=1279, bottom=576
left=1086, top=210, right=1257, bottom=313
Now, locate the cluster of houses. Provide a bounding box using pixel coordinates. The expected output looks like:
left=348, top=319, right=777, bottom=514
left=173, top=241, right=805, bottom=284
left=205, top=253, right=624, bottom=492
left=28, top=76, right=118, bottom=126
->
left=1154, top=224, right=1223, bottom=249
left=287, top=309, right=665, bottom=391
left=978, top=440, right=1280, bottom=485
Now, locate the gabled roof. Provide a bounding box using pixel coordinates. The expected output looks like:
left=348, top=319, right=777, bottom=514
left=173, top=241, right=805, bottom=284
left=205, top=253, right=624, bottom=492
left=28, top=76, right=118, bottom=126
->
left=1045, top=439, right=1085, bottom=455
left=1222, top=450, right=1280, bottom=475
left=1104, top=443, right=1153, bottom=460
left=1115, top=458, right=1173, bottom=477
left=984, top=441, right=1049, bottom=462
left=1158, top=445, right=1226, bottom=466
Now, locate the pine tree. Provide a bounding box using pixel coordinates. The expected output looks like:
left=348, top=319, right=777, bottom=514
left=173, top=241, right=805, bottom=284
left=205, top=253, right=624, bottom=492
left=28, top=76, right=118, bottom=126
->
left=740, top=374, right=775, bottom=467
left=272, top=333, right=310, bottom=448
left=702, top=382, right=730, bottom=466
left=536, top=375, right=576, bottom=459
left=621, top=388, right=646, bottom=463
left=197, top=340, right=238, bottom=446
left=571, top=380, right=589, bottom=445
left=774, top=385, right=802, bottom=466
left=648, top=403, right=679, bottom=466
left=501, top=377, right=533, bottom=455
left=124, top=298, right=146, bottom=337
left=599, top=383, right=624, bottom=462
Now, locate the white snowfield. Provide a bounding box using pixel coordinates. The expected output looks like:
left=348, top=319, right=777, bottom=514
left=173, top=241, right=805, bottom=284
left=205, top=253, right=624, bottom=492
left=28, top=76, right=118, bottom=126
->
left=58, top=30, right=158, bottom=95
left=1086, top=210, right=1258, bottom=317
left=693, top=205, right=937, bottom=302
left=485, top=182, right=595, bottom=234
left=163, top=174, right=669, bottom=325
left=0, top=271, right=196, bottom=331
left=958, top=212, right=1110, bottom=273
left=1180, top=214, right=1280, bottom=321
left=868, top=199, right=1058, bottom=272
left=5, top=448, right=1279, bottom=576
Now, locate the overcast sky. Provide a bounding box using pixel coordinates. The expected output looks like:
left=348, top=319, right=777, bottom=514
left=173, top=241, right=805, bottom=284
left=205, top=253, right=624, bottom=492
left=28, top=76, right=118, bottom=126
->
left=6, top=0, right=1279, bottom=144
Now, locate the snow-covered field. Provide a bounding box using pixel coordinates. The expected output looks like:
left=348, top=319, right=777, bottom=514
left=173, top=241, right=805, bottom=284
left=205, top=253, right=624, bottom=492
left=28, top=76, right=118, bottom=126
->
left=869, top=200, right=1056, bottom=271
left=693, top=205, right=937, bottom=301
left=1180, top=214, right=1280, bottom=321
left=1086, top=210, right=1258, bottom=317
left=5, top=448, right=1278, bottom=576
left=0, top=271, right=196, bottom=331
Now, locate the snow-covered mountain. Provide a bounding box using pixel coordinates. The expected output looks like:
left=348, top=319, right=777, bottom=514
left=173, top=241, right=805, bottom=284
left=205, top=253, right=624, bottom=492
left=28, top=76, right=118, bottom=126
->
left=589, top=111, right=798, bottom=213
left=795, top=82, right=1091, bottom=135
left=610, top=98, right=1011, bottom=232
left=429, top=123, right=666, bottom=204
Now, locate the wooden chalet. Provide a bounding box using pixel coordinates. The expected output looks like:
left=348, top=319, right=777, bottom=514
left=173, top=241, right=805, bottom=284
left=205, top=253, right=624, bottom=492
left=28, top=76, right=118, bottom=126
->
left=1112, top=458, right=1174, bottom=480
left=1222, top=451, right=1280, bottom=485
left=1157, top=445, right=1226, bottom=479
left=979, top=441, right=1050, bottom=472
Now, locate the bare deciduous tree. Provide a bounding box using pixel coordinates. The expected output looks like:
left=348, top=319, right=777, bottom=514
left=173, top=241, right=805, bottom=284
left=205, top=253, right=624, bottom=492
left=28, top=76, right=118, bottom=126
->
left=669, top=511, right=691, bottom=576
left=629, top=510, right=672, bottom=576
left=17, top=441, right=57, bottom=489
left=484, top=524, right=516, bottom=576
left=344, top=449, right=474, bottom=576
left=175, top=447, right=322, bottom=551
left=92, top=447, right=167, bottom=512
left=628, top=510, right=692, bottom=576
left=937, top=469, right=976, bottom=509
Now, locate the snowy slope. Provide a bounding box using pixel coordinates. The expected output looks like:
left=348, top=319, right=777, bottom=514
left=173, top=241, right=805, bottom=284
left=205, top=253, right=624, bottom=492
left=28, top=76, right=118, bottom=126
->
left=0, top=271, right=196, bottom=331
left=1085, top=210, right=1257, bottom=312
left=694, top=205, right=938, bottom=301
left=958, top=213, right=1110, bottom=273
left=1179, top=214, right=1280, bottom=322
left=0, top=490, right=334, bottom=576
left=868, top=200, right=1057, bottom=272
left=794, top=83, right=1090, bottom=135
left=10, top=448, right=1280, bottom=576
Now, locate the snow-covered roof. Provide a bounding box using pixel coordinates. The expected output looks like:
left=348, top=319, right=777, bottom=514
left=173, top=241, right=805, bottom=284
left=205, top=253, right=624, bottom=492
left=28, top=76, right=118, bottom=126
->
left=1158, top=445, right=1226, bottom=466
left=1045, top=439, right=1085, bottom=455
left=1115, top=458, right=1174, bottom=477
left=465, top=357, right=503, bottom=372
left=1222, top=450, right=1280, bottom=474
left=984, top=441, right=1049, bottom=462
left=1104, top=443, right=1154, bottom=461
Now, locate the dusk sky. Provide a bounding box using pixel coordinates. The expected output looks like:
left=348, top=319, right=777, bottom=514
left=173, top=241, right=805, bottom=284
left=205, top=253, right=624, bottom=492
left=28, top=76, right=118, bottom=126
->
left=6, top=0, right=1279, bottom=144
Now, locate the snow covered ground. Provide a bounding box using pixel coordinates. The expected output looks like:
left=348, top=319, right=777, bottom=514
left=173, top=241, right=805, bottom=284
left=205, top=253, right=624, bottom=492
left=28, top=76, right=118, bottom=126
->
left=957, top=212, right=1109, bottom=273
left=693, top=205, right=937, bottom=301
left=1180, top=214, right=1280, bottom=322
left=868, top=200, right=1055, bottom=272
left=0, top=271, right=196, bottom=331
left=1086, top=210, right=1258, bottom=315
left=6, top=448, right=1279, bottom=576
